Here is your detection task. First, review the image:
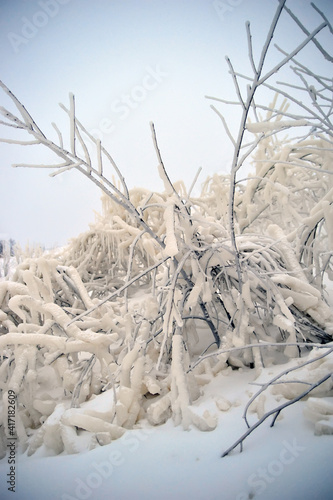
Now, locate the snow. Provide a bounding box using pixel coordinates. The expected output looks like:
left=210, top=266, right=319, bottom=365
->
left=1, top=358, right=333, bottom=500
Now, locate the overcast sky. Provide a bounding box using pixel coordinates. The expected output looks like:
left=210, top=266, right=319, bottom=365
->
left=0, top=0, right=332, bottom=249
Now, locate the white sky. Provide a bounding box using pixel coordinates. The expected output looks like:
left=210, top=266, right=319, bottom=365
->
left=0, top=0, right=332, bottom=248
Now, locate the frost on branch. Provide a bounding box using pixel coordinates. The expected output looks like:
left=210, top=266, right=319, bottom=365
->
left=0, top=0, right=333, bottom=458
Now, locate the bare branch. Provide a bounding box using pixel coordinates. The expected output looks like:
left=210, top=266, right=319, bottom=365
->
left=257, top=22, right=328, bottom=86
left=222, top=372, right=332, bottom=457
left=243, top=346, right=333, bottom=428
left=52, top=122, right=64, bottom=149
left=246, top=21, right=257, bottom=75
left=284, top=4, right=333, bottom=61
left=226, top=56, right=245, bottom=109
left=210, top=105, right=236, bottom=146
left=150, top=121, right=180, bottom=199
left=0, top=79, right=46, bottom=137
left=69, top=93, right=76, bottom=155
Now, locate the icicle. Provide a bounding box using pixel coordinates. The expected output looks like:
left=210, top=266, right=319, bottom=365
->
left=147, top=394, right=171, bottom=425
left=0, top=282, right=29, bottom=309
left=241, top=279, right=254, bottom=310
left=22, top=270, right=41, bottom=300
left=170, top=334, right=191, bottom=429
left=163, top=204, right=178, bottom=257
left=119, top=343, right=141, bottom=388
left=60, top=266, right=95, bottom=309
left=247, top=119, right=308, bottom=133
left=8, top=346, right=31, bottom=393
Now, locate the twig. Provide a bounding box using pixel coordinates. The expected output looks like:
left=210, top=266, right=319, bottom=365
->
left=222, top=371, right=332, bottom=457
left=243, top=346, right=333, bottom=428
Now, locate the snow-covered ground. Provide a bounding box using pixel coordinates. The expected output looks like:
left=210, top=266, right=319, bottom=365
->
left=1, top=356, right=332, bottom=500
